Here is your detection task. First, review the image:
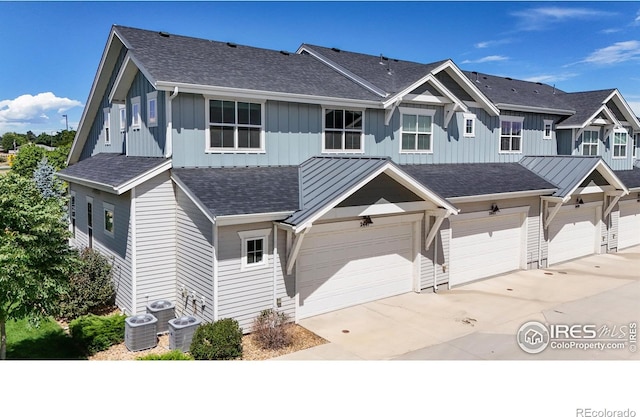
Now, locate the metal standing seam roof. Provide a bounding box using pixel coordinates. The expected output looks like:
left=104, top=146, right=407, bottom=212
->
left=56, top=153, right=169, bottom=191
left=519, top=156, right=606, bottom=199
left=172, top=166, right=299, bottom=218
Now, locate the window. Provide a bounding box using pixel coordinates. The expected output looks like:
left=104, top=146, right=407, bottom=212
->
left=103, top=203, right=114, bottom=237
left=613, top=130, right=628, bottom=158
left=323, top=109, right=363, bottom=152
left=86, top=197, right=93, bottom=249
left=581, top=130, right=599, bottom=156
left=70, top=191, right=76, bottom=238
left=463, top=114, right=476, bottom=138
left=543, top=120, right=553, bottom=140
left=131, top=96, right=141, bottom=130
left=119, top=105, right=126, bottom=132
left=238, top=229, right=271, bottom=270
left=103, top=108, right=111, bottom=145
left=634, top=133, right=639, bottom=159
left=400, top=108, right=434, bottom=152
left=147, top=92, right=158, bottom=127
left=499, top=116, right=524, bottom=153
left=207, top=99, right=263, bottom=151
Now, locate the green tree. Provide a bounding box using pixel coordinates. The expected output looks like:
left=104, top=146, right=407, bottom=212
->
left=33, top=157, right=64, bottom=199
left=0, top=173, right=77, bottom=359
left=46, top=142, right=71, bottom=170
left=0, top=132, right=27, bottom=152
left=35, top=132, right=54, bottom=147
left=52, top=129, right=75, bottom=147
left=10, top=143, right=45, bottom=177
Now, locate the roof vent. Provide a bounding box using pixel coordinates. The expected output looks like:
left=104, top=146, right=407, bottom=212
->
left=511, top=88, right=517, bottom=92
left=279, top=50, right=290, bottom=56
left=226, top=42, right=237, bottom=48
left=505, top=77, right=513, bottom=81
left=379, top=54, right=388, bottom=64
left=331, top=47, right=341, bottom=53
left=534, top=90, right=539, bottom=94
left=536, top=82, right=543, bottom=85
left=472, top=71, right=480, bottom=83
left=158, top=31, right=170, bottom=38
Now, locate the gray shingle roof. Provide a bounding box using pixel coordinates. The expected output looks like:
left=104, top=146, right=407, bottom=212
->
left=519, top=156, right=605, bottom=198
left=56, top=153, right=169, bottom=191
left=555, top=90, right=615, bottom=127
left=401, top=163, right=556, bottom=199
left=614, top=167, right=640, bottom=190
left=301, top=44, right=447, bottom=96
left=172, top=166, right=299, bottom=218
left=114, top=26, right=380, bottom=102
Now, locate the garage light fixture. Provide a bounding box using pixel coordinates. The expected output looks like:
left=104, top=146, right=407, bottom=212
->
left=489, top=203, right=500, bottom=215
left=637, top=193, right=640, bottom=202
left=575, top=198, right=584, bottom=208
left=360, top=215, right=373, bottom=227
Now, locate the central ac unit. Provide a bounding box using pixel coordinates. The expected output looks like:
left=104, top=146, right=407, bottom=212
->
left=125, top=314, right=158, bottom=352
left=168, top=316, right=202, bottom=352
left=146, top=300, right=175, bottom=334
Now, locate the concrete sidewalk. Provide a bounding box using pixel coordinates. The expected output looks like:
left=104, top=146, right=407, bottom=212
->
left=276, top=246, right=640, bottom=360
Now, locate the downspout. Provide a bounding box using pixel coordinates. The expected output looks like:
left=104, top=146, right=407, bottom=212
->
left=165, top=86, right=178, bottom=158
left=273, top=223, right=278, bottom=310
left=538, top=197, right=544, bottom=269
left=212, top=220, right=219, bottom=321
left=433, top=224, right=438, bottom=293
left=130, top=187, right=137, bottom=314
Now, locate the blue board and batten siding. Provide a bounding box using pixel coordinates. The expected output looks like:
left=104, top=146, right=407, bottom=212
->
left=170, top=94, right=562, bottom=168
left=571, top=126, right=635, bottom=170
left=175, top=187, right=215, bottom=323
left=126, top=72, right=166, bottom=158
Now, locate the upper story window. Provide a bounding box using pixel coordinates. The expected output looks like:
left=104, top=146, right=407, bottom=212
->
left=581, top=130, right=599, bottom=156
left=543, top=120, right=553, bottom=140
left=131, top=96, right=141, bottom=130
left=499, top=116, right=524, bottom=153
left=103, top=108, right=111, bottom=145
left=323, top=109, right=363, bottom=152
left=207, top=99, right=264, bottom=152
left=613, top=130, right=628, bottom=158
left=463, top=114, right=476, bottom=138
left=119, top=105, right=126, bottom=132
left=634, top=132, right=639, bottom=159
left=147, top=92, right=158, bottom=127
left=103, top=202, right=114, bottom=238
left=400, top=108, right=435, bottom=153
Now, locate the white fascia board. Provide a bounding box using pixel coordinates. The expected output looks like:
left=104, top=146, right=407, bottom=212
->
left=602, top=105, right=622, bottom=128
left=108, top=53, right=158, bottom=104
left=496, top=103, right=575, bottom=116
left=215, top=211, right=295, bottom=226
left=114, top=159, right=172, bottom=194
left=422, top=75, right=469, bottom=112
left=296, top=46, right=387, bottom=98
left=609, top=90, right=640, bottom=130
left=68, top=28, right=122, bottom=165
left=171, top=174, right=216, bottom=224
left=55, top=174, right=117, bottom=194
left=155, top=81, right=382, bottom=108
left=431, top=61, right=500, bottom=116
left=563, top=160, right=628, bottom=201
left=448, top=188, right=558, bottom=203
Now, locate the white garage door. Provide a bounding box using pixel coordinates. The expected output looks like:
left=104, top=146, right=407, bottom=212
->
left=618, top=203, right=640, bottom=249
left=549, top=206, right=598, bottom=265
left=449, top=213, right=524, bottom=287
left=297, top=216, right=416, bottom=319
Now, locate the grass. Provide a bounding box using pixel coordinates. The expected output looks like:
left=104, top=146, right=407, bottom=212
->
left=5, top=317, right=86, bottom=360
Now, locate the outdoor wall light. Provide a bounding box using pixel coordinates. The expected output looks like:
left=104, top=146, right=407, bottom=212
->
left=636, top=193, right=640, bottom=202
left=489, top=203, right=500, bottom=215
left=360, top=215, right=373, bottom=227
left=575, top=198, right=584, bottom=208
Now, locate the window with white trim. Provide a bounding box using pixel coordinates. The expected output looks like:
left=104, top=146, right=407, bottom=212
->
left=400, top=108, right=434, bottom=153
left=147, top=91, right=158, bottom=127
left=70, top=191, right=76, bottom=238
left=463, top=114, right=476, bottom=138
left=499, top=116, right=524, bottom=153
left=238, top=229, right=272, bottom=270
left=119, top=105, right=126, bottom=132
left=131, top=96, right=141, bottom=130
left=103, top=203, right=114, bottom=237
left=207, top=99, right=263, bottom=151
left=323, top=109, right=363, bottom=152
left=613, top=130, right=628, bottom=158
left=581, top=130, right=599, bottom=156
left=634, top=132, right=639, bottom=159
left=103, top=108, right=111, bottom=145
left=543, top=119, right=553, bottom=140
left=86, top=197, right=93, bottom=249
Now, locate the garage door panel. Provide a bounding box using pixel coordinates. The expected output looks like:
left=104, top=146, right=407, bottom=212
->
left=450, top=214, right=523, bottom=286
left=549, top=206, right=597, bottom=265
left=618, top=204, right=640, bottom=249
left=298, top=220, right=414, bottom=319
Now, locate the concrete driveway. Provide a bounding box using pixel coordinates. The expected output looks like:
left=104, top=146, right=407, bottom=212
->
left=277, top=246, right=640, bottom=360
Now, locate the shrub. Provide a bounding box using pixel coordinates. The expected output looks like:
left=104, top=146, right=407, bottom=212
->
left=59, top=248, right=116, bottom=320
left=0, top=154, right=7, bottom=163
left=137, top=350, right=193, bottom=360
left=251, top=309, right=292, bottom=350
left=190, top=318, right=243, bottom=360
left=69, top=314, right=125, bottom=355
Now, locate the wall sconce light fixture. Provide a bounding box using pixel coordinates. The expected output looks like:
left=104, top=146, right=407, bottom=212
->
left=360, top=215, right=373, bottom=227
left=489, top=203, right=500, bottom=215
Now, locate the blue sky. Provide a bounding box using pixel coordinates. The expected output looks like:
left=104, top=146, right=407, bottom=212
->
left=2, top=1, right=640, bottom=135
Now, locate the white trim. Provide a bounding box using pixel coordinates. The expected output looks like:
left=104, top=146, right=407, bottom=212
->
left=204, top=97, right=266, bottom=153
left=130, top=187, right=137, bottom=314
left=272, top=223, right=278, bottom=309
left=498, top=103, right=574, bottom=116
left=543, top=119, right=553, bottom=140
left=320, top=201, right=432, bottom=221
left=118, top=104, right=126, bottom=132
left=612, top=128, right=629, bottom=159
left=238, top=228, right=272, bottom=271
left=580, top=127, right=600, bottom=156
left=463, top=113, right=476, bottom=138
left=147, top=91, right=158, bottom=127
left=560, top=160, right=628, bottom=203
left=212, top=222, right=219, bottom=321
left=216, top=211, right=295, bottom=226
left=398, top=107, right=435, bottom=154
left=286, top=227, right=309, bottom=275
left=498, top=115, right=524, bottom=154
left=449, top=205, right=530, bottom=222
left=103, top=202, right=115, bottom=237
left=448, top=188, right=557, bottom=203
left=165, top=86, right=178, bottom=158
left=321, top=107, right=365, bottom=154
left=413, top=219, right=421, bottom=293
left=131, top=96, right=141, bottom=130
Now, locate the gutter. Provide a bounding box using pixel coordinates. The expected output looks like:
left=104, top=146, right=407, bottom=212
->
left=165, top=86, right=178, bottom=158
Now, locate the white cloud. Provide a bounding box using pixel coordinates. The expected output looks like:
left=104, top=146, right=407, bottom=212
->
left=523, top=73, right=578, bottom=84
left=512, top=7, right=614, bottom=31
left=474, top=39, right=511, bottom=49
left=0, top=92, right=82, bottom=125
left=580, top=40, right=640, bottom=65
left=461, top=55, right=509, bottom=64
left=628, top=101, right=640, bottom=117
left=600, top=28, right=622, bottom=34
